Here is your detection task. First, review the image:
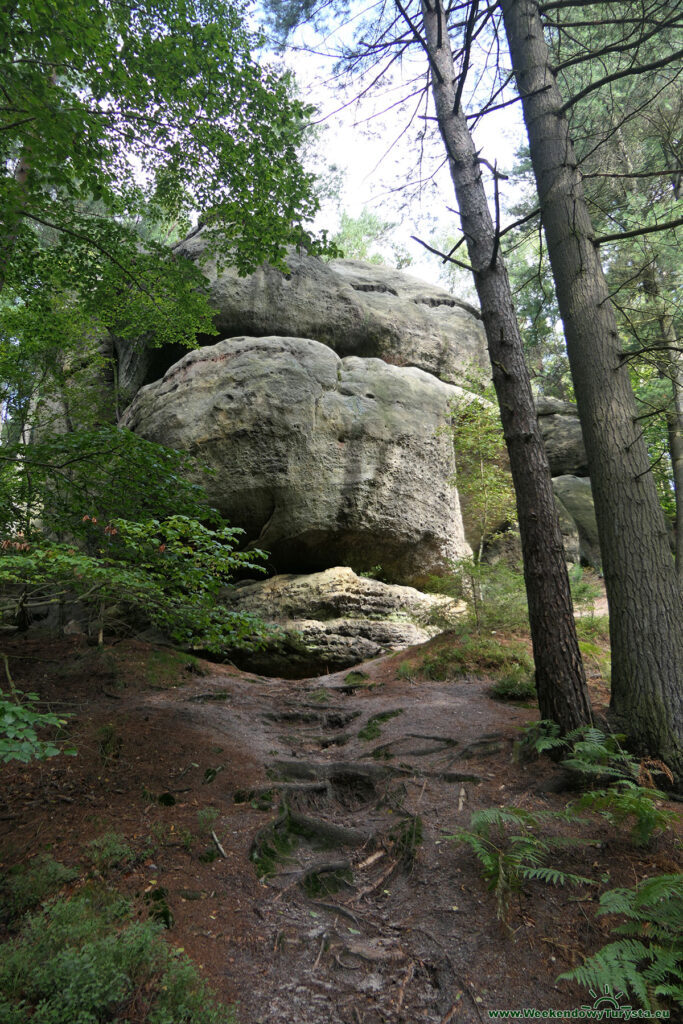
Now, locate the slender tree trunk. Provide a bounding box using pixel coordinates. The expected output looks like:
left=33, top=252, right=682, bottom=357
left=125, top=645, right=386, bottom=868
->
left=500, top=0, right=683, bottom=780
left=0, top=154, right=30, bottom=295
left=419, top=0, right=592, bottom=731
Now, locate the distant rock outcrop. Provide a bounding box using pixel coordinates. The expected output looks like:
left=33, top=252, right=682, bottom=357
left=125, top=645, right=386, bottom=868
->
left=115, top=229, right=603, bottom=584
left=534, top=399, right=600, bottom=566
left=536, top=397, right=588, bottom=477
left=121, top=336, right=471, bottom=586
left=552, top=475, right=600, bottom=568
left=116, top=230, right=487, bottom=401
left=221, top=566, right=464, bottom=677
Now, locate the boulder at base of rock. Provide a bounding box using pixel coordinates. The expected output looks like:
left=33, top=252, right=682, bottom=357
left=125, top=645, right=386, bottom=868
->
left=115, top=231, right=487, bottom=400
left=121, top=336, right=471, bottom=586
left=552, top=475, right=600, bottom=567
left=221, top=567, right=464, bottom=677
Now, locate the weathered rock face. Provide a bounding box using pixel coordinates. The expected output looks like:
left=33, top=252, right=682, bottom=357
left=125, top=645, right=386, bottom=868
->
left=121, top=336, right=471, bottom=586
left=552, top=475, right=600, bottom=567
left=222, top=567, right=464, bottom=677
left=116, top=230, right=487, bottom=400
left=536, top=397, right=588, bottom=477
left=552, top=492, right=582, bottom=566
left=534, top=400, right=599, bottom=565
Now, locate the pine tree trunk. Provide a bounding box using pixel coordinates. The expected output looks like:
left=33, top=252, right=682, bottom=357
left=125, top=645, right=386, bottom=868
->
left=657, top=311, right=683, bottom=579
left=500, top=0, right=683, bottom=780
left=419, top=0, right=592, bottom=731
left=612, top=133, right=683, bottom=580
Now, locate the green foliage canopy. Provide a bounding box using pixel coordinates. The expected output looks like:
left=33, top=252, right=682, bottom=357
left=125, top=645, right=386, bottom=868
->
left=1, top=0, right=323, bottom=349
left=331, top=208, right=412, bottom=268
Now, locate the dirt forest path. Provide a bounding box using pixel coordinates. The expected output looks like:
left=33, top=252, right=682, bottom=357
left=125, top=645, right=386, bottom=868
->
left=1, top=636, right=678, bottom=1023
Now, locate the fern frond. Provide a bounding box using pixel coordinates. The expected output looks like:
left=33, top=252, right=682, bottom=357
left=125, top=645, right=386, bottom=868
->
left=653, top=980, right=683, bottom=1002
left=508, top=834, right=550, bottom=864
left=513, top=720, right=564, bottom=762
left=560, top=939, right=653, bottom=1009
left=521, top=865, right=593, bottom=888
left=562, top=875, right=683, bottom=1011
left=600, top=874, right=683, bottom=922
left=572, top=782, right=676, bottom=847
left=469, top=806, right=543, bottom=830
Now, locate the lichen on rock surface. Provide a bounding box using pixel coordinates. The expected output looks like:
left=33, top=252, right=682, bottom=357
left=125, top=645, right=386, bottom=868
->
left=121, top=336, right=471, bottom=586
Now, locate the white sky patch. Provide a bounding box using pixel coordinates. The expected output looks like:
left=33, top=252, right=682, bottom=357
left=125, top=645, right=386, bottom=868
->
left=278, top=14, right=527, bottom=288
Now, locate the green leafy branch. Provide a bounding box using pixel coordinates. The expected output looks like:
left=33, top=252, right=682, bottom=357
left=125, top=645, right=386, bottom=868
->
left=0, top=516, right=269, bottom=653
left=0, top=651, right=73, bottom=765
left=0, top=689, right=73, bottom=765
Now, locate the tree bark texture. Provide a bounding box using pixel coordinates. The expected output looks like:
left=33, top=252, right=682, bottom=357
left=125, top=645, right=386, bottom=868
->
left=613, top=133, right=683, bottom=581
left=656, top=310, right=683, bottom=579
left=500, top=0, right=683, bottom=779
left=419, top=0, right=592, bottom=731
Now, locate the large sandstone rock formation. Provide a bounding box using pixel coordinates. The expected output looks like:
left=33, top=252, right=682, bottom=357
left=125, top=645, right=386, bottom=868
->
left=121, top=336, right=471, bottom=585
left=222, top=566, right=464, bottom=676
left=116, top=230, right=487, bottom=401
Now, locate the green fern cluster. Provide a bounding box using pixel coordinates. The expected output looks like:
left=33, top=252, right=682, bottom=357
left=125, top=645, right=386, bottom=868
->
left=573, top=785, right=674, bottom=847
left=456, top=725, right=679, bottom=1009
left=560, top=874, right=683, bottom=1011
left=450, top=806, right=593, bottom=922
left=560, top=726, right=644, bottom=783
left=515, top=723, right=676, bottom=847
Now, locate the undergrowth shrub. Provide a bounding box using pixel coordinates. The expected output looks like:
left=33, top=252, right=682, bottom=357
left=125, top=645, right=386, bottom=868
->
left=574, top=615, right=610, bottom=642
left=427, top=558, right=529, bottom=633
left=577, top=639, right=611, bottom=682
left=490, top=664, right=536, bottom=702
left=87, top=832, right=137, bottom=875
left=428, top=558, right=603, bottom=637
left=559, top=874, right=683, bottom=1012
left=567, top=565, right=602, bottom=612
left=0, top=856, right=78, bottom=923
left=420, top=631, right=533, bottom=682
left=0, top=890, right=236, bottom=1023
